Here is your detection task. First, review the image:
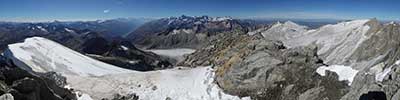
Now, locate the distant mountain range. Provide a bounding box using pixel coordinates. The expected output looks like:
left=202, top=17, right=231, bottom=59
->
left=126, top=15, right=257, bottom=49
left=0, top=18, right=171, bottom=72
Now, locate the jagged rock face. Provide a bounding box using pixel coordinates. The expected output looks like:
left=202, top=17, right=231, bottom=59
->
left=248, top=19, right=400, bottom=99
left=181, top=19, right=400, bottom=99
left=339, top=22, right=400, bottom=100
left=214, top=38, right=349, bottom=100
left=178, top=30, right=250, bottom=66
left=126, top=15, right=248, bottom=49
left=181, top=33, right=349, bottom=99
left=0, top=56, right=76, bottom=100
left=262, top=19, right=400, bottom=100
left=348, top=21, right=399, bottom=64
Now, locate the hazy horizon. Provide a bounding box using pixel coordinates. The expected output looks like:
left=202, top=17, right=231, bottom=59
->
left=1, top=0, right=400, bottom=22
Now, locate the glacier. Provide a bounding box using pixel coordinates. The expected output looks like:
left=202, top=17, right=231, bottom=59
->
left=4, top=37, right=132, bottom=76
left=4, top=37, right=248, bottom=100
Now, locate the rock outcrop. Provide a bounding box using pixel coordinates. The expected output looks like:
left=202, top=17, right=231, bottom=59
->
left=181, top=32, right=349, bottom=99
left=181, top=19, right=400, bottom=100
left=338, top=21, right=400, bottom=100
left=218, top=39, right=353, bottom=100
left=0, top=55, right=76, bottom=100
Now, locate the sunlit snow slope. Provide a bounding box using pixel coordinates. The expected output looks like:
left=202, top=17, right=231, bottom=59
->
left=4, top=37, right=131, bottom=76
left=280, top=19, right=372, bottom=65
left=4, top=37, right=248, bottom=100
left=67, top=66, right=250, bottom=100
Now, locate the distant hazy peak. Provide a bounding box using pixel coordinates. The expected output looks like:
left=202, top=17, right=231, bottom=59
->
left=283, top=20, right=299, bottom=26
left=211, top=16, right=233, bottom=21
left=166, top=15, right=233, bottom=22
left=385, top=21, right=399, bottom=26
left=271, top=20, right=308, bottom=30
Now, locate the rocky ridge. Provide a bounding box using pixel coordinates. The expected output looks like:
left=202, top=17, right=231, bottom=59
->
left=126, top=15, right=250, bottom=49
left=181, top=19, right=400, bottom=100
left=0, top=55, right=76, bottom=100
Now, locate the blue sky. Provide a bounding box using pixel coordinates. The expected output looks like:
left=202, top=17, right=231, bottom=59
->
left=0, top=0, right=399, bottom=22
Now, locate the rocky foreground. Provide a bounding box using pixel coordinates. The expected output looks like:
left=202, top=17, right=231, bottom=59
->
left=181, top=19, right=400, bottom=100
left=0, top=55, right=76, bottom=100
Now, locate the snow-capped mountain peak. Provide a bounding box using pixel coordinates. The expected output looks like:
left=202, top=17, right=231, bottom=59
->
left=283, top=20, right=301, bottom=27
left=282, top=19, right=376, bottom=65
left=211, top=16, right=233, bottom=21
left=167, top=15, right=233, bottom=23
left=261, top=20, right=308, bottom=40
left=386, top=21, right=398, bottom=26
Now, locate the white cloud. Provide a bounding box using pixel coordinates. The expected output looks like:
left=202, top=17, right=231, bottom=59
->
left=103, top=9, right=110, bottom=13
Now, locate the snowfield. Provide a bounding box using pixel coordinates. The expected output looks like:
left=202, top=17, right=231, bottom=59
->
left=5, top=37, right=247, bottom=100
left=67, top=66, right=250, bottom=100
left=4, top=37, right=131, bottom=76
left=316, top=65, right=359, bottom=85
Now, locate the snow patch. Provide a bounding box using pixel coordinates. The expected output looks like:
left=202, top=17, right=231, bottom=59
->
left=76, top=92, right=94, bottom=100
left=171, top=29, right=194, bottom=34
left=65, top=28, right=75, bottom=33
left=36, top=26, right=48, bottom=32
left=372, top=60, right=400, bottom=82
left=120, top=45, right=129, bottom=51
left=316, top=65, right=359, bottom=85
